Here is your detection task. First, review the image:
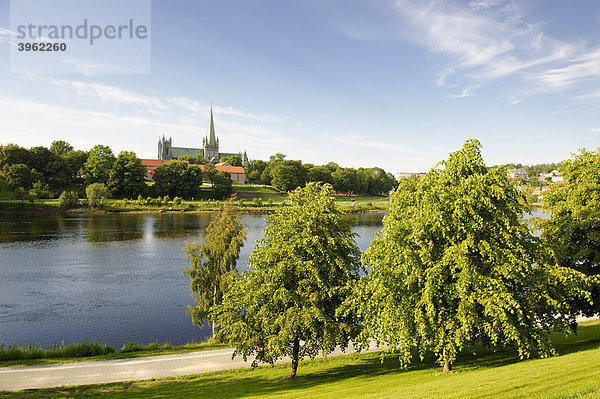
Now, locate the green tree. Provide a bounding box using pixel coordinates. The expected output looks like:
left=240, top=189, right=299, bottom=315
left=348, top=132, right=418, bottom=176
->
left=0, top=144, right=30, bottom=170
left=108, top=151, right=147, bottom=198
left=332, top=167, right=359, bottom=194
left=269, top=160, right=307, bottom=192
left=49, top=140, right=73, bottom=155
left=153, top=161, right=203, bottom=198
left=244, top=159, right=267, bottom=183
left=191, top=154, right=207, bottom=165
left=2, top=164, right=41, bottom=190
left=538, top=148, right=600, bottom=316
left=86, top=183, right=110, bottom=207
left=203, top=163, right=217, bottom=186
left=63, top=150, right=89, bottom=178
left=58, top=191, right=79, bottom=209
left=349, top=140, right=590, bottom=373
left=212, top=183, right=362, bottom=378
left=28, top=146, right=72, bottom=188
left=29, top=180, right=50, bottom=201
left=221, top=155, right=242, bottom=166
left=212, top=170, right=233, bottom=199
left=183, top=199, right=246, bottom=338
left=85, top=145, right=116, bottom=184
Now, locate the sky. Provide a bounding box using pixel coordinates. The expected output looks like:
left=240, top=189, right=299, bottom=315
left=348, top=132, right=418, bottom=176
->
left=0, top=0, right=599, bottom=173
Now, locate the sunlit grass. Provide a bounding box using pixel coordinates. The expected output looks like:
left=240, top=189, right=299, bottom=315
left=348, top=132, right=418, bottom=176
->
left=3, top=320, right=598, bottom=398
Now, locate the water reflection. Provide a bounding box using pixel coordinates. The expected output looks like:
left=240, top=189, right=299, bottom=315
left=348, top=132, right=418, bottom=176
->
left=0, top=212, right=384, bottom=348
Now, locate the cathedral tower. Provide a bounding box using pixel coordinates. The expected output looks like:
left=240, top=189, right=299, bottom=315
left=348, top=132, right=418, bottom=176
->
left=202, top=106, right=220, bottom=162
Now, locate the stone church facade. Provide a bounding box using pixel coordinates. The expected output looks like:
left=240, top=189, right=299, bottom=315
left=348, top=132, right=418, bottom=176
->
left=158, top=107, right=248, bottom=165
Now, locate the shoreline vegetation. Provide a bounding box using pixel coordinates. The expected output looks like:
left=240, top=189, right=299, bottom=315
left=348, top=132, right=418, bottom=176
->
left=0, top=193, right=391, bottom=215
left=0, top=339, right=228, bottom=368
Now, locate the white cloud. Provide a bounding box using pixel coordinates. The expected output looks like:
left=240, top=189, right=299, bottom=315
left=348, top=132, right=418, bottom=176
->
left=334, top=1, right=600, bottom=103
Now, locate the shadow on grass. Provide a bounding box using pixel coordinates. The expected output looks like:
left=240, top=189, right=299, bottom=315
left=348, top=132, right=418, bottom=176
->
left=3, top=322, right=599, bottom=399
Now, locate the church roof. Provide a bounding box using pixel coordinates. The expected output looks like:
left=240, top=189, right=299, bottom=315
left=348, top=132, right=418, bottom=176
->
left=206, top=106, right=217, bottom=146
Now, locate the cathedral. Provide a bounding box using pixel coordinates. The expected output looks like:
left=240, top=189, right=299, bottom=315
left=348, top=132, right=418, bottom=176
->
left=158, top=106, right=248, bottom=165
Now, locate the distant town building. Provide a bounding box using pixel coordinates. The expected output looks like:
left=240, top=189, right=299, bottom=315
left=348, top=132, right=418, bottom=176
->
left=550, top=170, right=564, bottom=183
left=140, top=159, right=245, bottom=184
left=397, top=172, right=427, bottom=179
left=158, top=106, right=248, bottom=165
left=508, top=168, right=528, bottom=181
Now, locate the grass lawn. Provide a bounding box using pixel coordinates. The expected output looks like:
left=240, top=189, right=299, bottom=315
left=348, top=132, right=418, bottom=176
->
left=3, top=320, right=599, bottom=398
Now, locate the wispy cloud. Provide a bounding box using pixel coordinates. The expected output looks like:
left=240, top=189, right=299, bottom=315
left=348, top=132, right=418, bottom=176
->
left=336, top=0, right=600, bottom=103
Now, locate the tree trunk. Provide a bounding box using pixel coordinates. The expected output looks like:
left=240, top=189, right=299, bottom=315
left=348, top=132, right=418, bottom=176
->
left=289, top=338, right=300, bottom=379
left=442, top=349, right=452, bottom=373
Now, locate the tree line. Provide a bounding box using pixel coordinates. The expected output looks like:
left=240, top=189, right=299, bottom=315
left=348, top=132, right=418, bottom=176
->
left=0, top=141, right=235, bottom=201
left=244, top=153, right=398, bottom=195
left=0, top=142, right=397, bottom=204
left=185, top=140, right=599, bottom=378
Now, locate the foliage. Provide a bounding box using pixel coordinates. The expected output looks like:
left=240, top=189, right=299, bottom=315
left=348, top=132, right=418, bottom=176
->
left=58, top=191, right=79, bottom=209
left=244, top=159, right=267, bottom=183
left=183, top=199, right=246, bottom=338
left=28, top=146, right=72, bottom=188
left=213, top=170, right=233, bottom=199
left=108, top=151, right=147, bottom=198
left=86, top=183, right=110, bottom=207
left=63, top=150, right=89, bottom=178
left=49, top=140, right=73, bottom=155
left=269, top=160, right=307, bottom=192
left=537, top=148, right=600, bottom=316
left=2, top=163, right=43, bottom=190
left=203, top=163, right=217, bottom=186
left=0, top=341, right=114, bottom=361
left=350, top=140, right=590, bottom=372
left=153, top=161, right=203, bottom=198
left=221, top=155, right=243, bottom=166
left=84, top=145, right=116, bottom=184
left=0, top=144, right=30, bottom=170
left=212, top=183, right=362, bottom=378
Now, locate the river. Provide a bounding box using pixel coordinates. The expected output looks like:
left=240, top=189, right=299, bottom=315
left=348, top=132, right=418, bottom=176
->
left=0, top=212, right=384, bottom=348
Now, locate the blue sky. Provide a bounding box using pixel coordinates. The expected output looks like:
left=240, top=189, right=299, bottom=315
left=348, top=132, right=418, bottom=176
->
left=0, top=0, right=599, bottom=173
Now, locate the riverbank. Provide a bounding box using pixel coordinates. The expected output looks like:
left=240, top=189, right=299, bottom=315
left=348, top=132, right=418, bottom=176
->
left=0, top=196, right=390, bottom=215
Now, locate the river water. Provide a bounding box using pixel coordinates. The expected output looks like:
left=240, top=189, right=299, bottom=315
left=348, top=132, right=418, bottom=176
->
left=0, top=213, right=384, bottom=348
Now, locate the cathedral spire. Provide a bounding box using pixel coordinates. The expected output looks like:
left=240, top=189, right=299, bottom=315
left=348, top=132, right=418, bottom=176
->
left=206, top=105, right=217, bottom=146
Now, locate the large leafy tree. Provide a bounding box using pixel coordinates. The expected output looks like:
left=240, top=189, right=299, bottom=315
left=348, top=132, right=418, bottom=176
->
left=183, top=199, right=246, bottom=338
left=153, top=160, right=203, bottom=198
left=538, top=148, right=600, bottom=316
left=212, top=183, right=362, bottom=378
left=85, top=145, right=116, bottom=184
left=350, top=140, right=590, bottom=373
left=108, top=151, right=147, bottom=198
left=49, top=140, right=73, bottom=155
left=0, top=144, right=30, bottom=170
left=269, top=160, right=307, bottom=192
left=212, top=170, right=233, bottom=199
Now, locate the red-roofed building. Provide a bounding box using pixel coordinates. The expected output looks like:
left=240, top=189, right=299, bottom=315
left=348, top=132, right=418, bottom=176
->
left=141, top=159, right=245, bottom=184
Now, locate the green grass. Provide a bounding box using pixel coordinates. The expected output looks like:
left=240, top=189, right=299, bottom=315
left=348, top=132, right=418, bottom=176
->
left=232, top=184, right=280, bottom=193
left=0, top=341, right=228, bottom=368
left=2, top=320, right=599, bottom=398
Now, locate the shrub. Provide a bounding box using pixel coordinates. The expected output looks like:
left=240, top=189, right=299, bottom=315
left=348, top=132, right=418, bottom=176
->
left=173, top=197, right=182, bottom=205
left=120, top=341, right=144, bottom=353
left=58, top=191, right=79, bottom=209
left=86, top=183, right=110, bottom=207
left=163, top=195, right=171, bottom=205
